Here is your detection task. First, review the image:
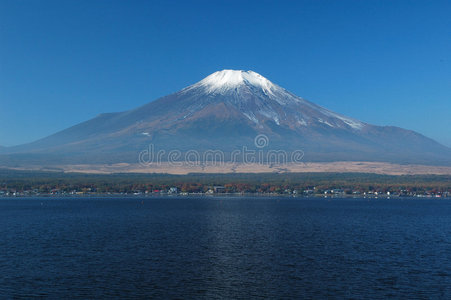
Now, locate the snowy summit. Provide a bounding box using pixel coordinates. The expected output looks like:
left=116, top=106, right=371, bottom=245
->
left=191, top=70, right=276, bottom=95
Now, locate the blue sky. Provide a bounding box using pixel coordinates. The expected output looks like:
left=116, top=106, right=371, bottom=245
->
left=1, top=0, right=450, bottom=147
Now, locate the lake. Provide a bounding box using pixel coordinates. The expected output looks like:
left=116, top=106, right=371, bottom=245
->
left=1, top=197, right=450, bottom=298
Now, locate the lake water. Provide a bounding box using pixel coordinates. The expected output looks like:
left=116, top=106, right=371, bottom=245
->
left=1, top=197, right=451, bottom=298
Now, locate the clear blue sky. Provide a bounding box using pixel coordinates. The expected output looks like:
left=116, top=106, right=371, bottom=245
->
left=1, top=0, right=450, bottom=147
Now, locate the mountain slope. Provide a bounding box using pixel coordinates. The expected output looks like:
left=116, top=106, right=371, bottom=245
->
left=2, top=70, right=451, bottom=166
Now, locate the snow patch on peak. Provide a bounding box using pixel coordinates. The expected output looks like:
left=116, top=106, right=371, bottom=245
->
left=318, top=118, right=335, bottom=128
left=243, top=112, right=259, bottom=124
left=320, top=109, right=365, bottom=130
left=191, top=69, right=275, bottom=95
left=242, top=71, right=275, bottom=95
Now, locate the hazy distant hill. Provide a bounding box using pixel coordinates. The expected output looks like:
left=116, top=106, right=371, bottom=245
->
left=1, top=70, right=450, bottom=167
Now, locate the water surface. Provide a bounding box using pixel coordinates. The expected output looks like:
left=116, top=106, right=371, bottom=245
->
left=1, top=197, right=450, bottom=298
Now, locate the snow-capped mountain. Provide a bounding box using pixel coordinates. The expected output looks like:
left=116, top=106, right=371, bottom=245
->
left=180, top=70, right=365, bottom=130
left=1, top=70, right=450, bottom=166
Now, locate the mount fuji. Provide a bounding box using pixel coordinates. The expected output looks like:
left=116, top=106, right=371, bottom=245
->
left=1, top=70, right=450, bottom=169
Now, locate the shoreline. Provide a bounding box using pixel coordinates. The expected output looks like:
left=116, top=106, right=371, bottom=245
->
left=1, top=194, right=450, bottom=199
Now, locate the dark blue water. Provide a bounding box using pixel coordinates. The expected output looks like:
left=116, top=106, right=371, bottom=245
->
left=1, top=197, right=451, bottom=298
